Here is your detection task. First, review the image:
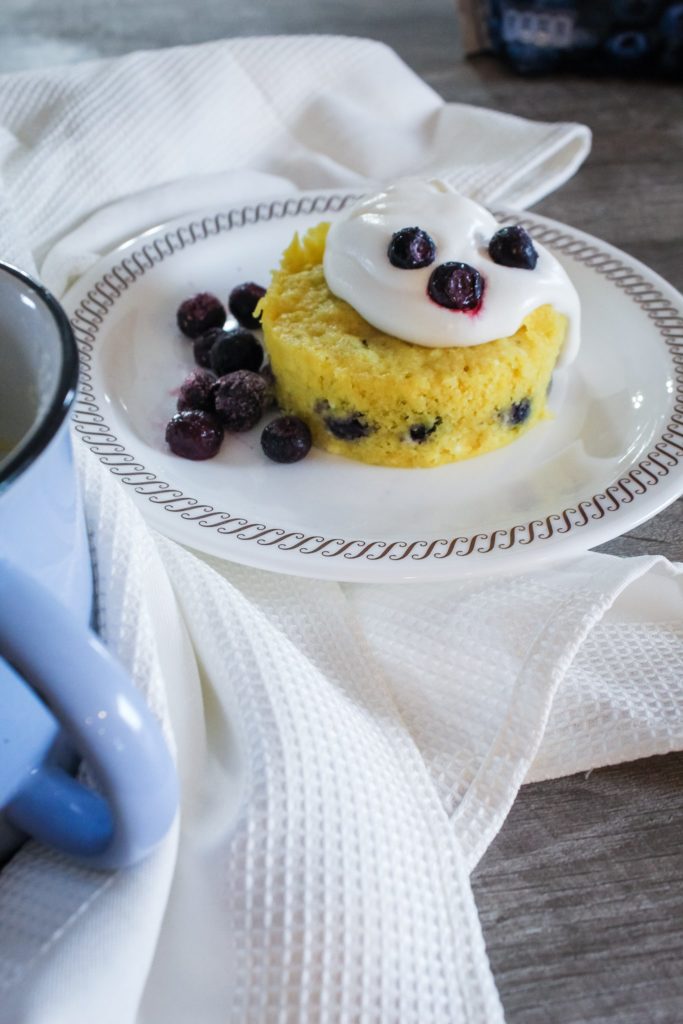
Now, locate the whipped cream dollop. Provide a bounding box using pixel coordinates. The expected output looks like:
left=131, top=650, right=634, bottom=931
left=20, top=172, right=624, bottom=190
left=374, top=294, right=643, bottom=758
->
left=323, top=180, right=580, bottom=364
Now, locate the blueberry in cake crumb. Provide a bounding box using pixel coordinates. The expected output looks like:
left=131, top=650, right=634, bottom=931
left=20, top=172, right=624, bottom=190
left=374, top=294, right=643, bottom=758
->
left=427, top=262, right=484, bottom=311
left=210, top=328, right=263, bottom=376
left=261, top=416, right=312, bottom=463
left=387, top=227, right=436, bottom=270
left=229, top=282, right=267, bottom=330
left=488, top=226, right=538, bottom=271
left=317, top=402, right=374, bottom=440
left=194, top=327, right=226, bottom=368
left=505, top=398, right=532, bottom=426
left=213, top=370, right=267, bottom=432
left=177, top=369, right=217, bottom=413
left=177, top=293, right=226, bottom=338
left=409, top=417, right=442, bottom=443
left=165, top=410, right=223, bottom=460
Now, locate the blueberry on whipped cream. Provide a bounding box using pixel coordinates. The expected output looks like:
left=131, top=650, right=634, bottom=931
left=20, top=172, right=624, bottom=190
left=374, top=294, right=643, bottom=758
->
left=488, top=225, right=538, bottom=270
left=387, top=226, right=436, bottom=269
left=427, top=262, right=484, bottom=312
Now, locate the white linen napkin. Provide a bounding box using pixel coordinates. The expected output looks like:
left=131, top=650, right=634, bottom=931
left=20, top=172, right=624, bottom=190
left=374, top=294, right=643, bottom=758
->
left=0, top=35, right=681, bottom=1024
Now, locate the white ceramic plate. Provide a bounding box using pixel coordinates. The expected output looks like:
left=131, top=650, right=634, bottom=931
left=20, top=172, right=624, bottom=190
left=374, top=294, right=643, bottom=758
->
left=64, top=191, right=683, bottom=582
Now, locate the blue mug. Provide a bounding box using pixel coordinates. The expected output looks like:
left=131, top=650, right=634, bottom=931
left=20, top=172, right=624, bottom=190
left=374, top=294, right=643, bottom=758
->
left=0, top=261, right=178, bottom=870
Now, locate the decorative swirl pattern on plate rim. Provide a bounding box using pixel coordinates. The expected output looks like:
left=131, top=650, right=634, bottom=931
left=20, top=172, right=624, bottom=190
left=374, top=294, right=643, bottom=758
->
left=69, top=192, right=683, bottom=564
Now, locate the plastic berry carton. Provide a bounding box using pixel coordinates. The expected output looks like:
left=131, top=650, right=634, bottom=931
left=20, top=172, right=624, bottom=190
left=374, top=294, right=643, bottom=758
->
left=457, top=0, right=683, bottom=77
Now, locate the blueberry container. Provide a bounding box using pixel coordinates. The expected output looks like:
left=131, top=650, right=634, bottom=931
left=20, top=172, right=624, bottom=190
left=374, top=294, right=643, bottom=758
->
left=457, top=0, right=683, bottom=76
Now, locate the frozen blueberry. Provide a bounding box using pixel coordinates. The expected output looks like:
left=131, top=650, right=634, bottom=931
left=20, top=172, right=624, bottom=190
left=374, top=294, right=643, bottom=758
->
left=213, top=370, right=266, bottom=432
left=261, top=416, right=312, bottom=463
left=488, top=225, right=538, bottom=270
left=177, top=369, right=216, bottom=413
left=427, top=262, right=484, bottom=312
left=177, top=293, right=226, bottom=338
left=506, top=398, right=532, bottom=426
left=228, top=282, right=266, bottom=329
left=210, top=328, right=263, bottom=376
left=387, top=227, right=436, bottom=270
left=193, top=327, right=226, bottom=368
left=165, top=410, right=223, bottom=460
left=409, top=417, right=441, bottom=443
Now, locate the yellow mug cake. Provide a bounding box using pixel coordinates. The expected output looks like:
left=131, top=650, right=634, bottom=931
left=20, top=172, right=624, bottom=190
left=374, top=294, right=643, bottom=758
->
left=259, top=181, right=580, bottom=468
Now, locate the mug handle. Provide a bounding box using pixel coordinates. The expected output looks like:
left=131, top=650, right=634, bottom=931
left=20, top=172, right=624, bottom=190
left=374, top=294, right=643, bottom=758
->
left=0, top=558, right=178, bottom=869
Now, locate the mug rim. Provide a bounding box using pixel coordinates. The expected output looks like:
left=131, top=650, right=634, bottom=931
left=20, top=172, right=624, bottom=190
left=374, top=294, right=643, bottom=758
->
left=0, top=261, right=78, bottom=490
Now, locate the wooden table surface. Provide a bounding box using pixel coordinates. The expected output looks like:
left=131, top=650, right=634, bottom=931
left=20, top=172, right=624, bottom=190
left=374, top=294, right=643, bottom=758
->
left=2, top=2, right=682, bottom=1021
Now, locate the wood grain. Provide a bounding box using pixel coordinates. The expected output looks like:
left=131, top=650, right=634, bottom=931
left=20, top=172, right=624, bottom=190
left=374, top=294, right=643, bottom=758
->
left=472, top=754, right=683, bottom=1024
left=1, top=3, right=682, bottom=1021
